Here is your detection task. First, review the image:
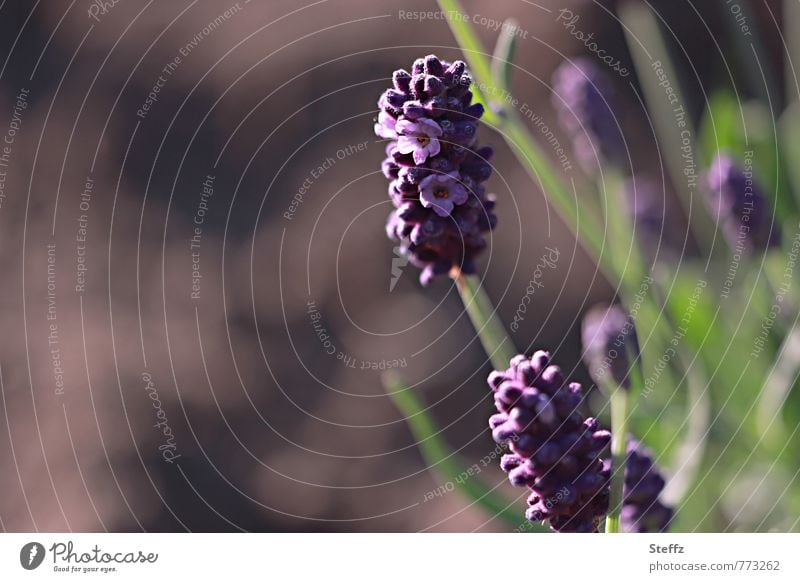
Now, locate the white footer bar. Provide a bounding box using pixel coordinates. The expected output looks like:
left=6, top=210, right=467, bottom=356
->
left=1, top=533, right=798, bottom=580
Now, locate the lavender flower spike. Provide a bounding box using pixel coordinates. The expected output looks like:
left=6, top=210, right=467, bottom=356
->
left=377, top=55, right=497, bottom=285
left=488, top=351, right=611, bottom=532
left=621, top=439, right=673, bottom=532
left=552, top=57, right=625, bottom=173
left=705, top=153, right=781, bottom=252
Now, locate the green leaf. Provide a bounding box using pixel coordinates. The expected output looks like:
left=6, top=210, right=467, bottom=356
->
left=492, top=18, right=519, bottom=92
left=382, top=373, right=548, bottom=532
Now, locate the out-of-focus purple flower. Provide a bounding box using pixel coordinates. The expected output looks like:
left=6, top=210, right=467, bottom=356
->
left=623, top=176, right=683, bottom=259
left=396, top=118, right=443, bottom=164
left=620, top=439, right=673, bottom=532
left=552, top=57, right=625, bottom=173
left=488, top=350, right=611, bottom=532
left=705, top=154, right=781, bottom=251
left=418, top=172, right=468, bottom=217
left=376, top=55, right=497, bottom=285
left=581, top=304, right=640, bottom=391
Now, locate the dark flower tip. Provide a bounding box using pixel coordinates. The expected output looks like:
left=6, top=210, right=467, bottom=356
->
left=581, top=303, right=640, bottom=390
left=552, top=57, right=625, bottom=173
left=487, top=350, right=610, bottom=532
left=624, top=176, right=680, bottom=259
left=705, top=153, right=781, bottom=251
left=376, top=55, right=497, bottom=285
left=621, top=439, right=673, bottom=532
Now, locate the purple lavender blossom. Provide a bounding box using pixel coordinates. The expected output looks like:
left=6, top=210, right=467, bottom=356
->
left=376, top=55, right=497, bottom=285
left=418, top=172, right=468, bottom=217
left=620, top=439, right=673, bottom=532
left=552, top=57, right=625, bottom=173
left=396, top=118, right=443, bottom=164
left=488, top=350, right=611, bottom=532
left=705, top=154, right=781, bottom=251
left=581, top=303, right=640, bottom=391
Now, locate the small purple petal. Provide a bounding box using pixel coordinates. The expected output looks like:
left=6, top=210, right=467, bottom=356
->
left=374, top=111, right=397, bottom=139
left=419, top=172, right=468, bottom=217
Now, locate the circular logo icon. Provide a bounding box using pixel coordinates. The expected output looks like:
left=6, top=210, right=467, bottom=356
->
left=20, top=542, right=46, bottom=570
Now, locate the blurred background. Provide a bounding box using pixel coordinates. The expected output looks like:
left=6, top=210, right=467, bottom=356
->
left=0, top=0, right=793, bottom=532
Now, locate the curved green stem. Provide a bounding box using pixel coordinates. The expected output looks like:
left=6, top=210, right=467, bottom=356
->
left=453, top=271, right=516, bottom=370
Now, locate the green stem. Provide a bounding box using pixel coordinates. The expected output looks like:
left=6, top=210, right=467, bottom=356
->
left=605, top=388, right=630, bottom=533
left=619, top=1, right=719, bottom=258
left=453, top=271, right=516, bottom=371
left=599, top=168, right=649, bottom=290
left=662, top=345, right=711, bottom=506
left=437, top=0, right=608, bottom=278
left=437, top=0, right=501, bottom=127
left=500, top=112, right=608, bottom=267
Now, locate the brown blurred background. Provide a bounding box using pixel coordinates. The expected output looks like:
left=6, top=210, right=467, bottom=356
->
left=0, top=0, right=784, bottom=531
